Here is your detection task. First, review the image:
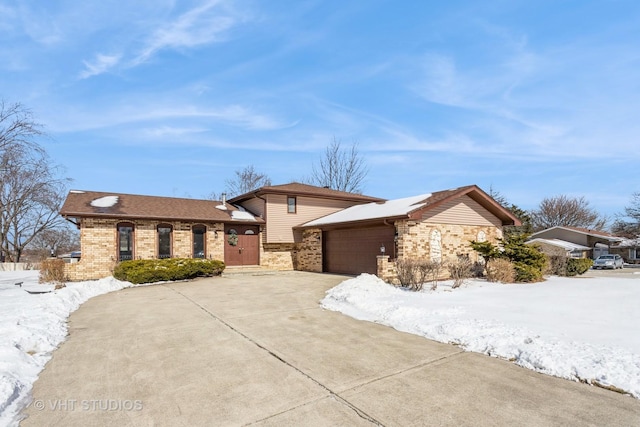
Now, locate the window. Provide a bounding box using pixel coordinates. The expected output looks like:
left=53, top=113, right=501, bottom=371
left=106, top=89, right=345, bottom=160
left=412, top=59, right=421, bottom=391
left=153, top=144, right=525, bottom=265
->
left=158, top=224, right=172, bottom=259
left=287, top=196, right=296, bottom=213
left=193, top=225, right=206, bottom=258
left=117, top=223, right=134, bottom=261
left=630, top=249, right=639, bottom=260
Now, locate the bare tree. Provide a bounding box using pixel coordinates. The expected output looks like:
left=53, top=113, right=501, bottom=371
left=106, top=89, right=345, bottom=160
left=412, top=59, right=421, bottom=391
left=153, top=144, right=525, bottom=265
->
left=28, top=222, right=80, bottom=260
left=224, top=165, right=271, bottom=197
left=612, top=192, right=640, bottom=237
left=0, top=100, right=70, bottom=262
left=0, top=100, right=45, bottom=152
left=309, top=138, right=368, bottom=193
left=529, top=195, right=608, bottom=232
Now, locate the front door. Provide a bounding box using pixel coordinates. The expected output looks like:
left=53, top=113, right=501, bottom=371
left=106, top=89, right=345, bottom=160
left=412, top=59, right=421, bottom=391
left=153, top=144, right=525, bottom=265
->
left=224, top=225, right=260, bottom=266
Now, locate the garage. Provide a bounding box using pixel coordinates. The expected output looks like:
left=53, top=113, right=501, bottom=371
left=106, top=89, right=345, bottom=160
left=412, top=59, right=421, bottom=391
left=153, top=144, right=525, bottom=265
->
left=323, top=225, right=396, bottom=275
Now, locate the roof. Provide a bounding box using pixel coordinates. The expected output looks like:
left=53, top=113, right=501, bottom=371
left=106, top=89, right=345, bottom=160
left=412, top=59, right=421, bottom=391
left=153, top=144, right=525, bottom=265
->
left=228, top=182, right=384, bottom=204
left=527, top=238, right=591, bottom=252
left=300, top=185, right=520, bottom=228
left=613, top=237, right=640, bottom=248
left=60, top=190, right=263, bottom=224
left=530, top=226, right=622, bottom=242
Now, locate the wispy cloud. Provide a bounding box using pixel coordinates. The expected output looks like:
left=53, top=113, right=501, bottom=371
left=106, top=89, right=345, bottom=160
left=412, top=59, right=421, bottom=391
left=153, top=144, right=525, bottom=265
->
left=79, top=53, right=122, bottom=79
left=77, top=0, right=246, bottom=78
left=133, top=0, right=239, bottom=65
left=47, top=101, right=292, bottom=134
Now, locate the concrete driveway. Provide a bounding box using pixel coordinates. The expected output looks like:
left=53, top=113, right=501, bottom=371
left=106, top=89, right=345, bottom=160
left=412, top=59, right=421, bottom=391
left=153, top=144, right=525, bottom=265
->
left=21, top=272, right=640, bottom=426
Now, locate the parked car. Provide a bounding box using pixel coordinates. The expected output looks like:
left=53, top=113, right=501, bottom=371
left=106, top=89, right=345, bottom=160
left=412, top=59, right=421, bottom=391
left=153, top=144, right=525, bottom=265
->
left=593, top=254, right=624, bottom=269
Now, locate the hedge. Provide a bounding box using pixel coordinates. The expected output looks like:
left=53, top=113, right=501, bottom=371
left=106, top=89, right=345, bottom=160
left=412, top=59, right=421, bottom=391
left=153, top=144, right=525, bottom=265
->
left=113, top=258, right=225, bottom=284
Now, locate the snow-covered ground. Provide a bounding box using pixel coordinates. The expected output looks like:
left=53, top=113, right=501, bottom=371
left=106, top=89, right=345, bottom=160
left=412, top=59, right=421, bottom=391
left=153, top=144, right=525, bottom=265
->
left=2, top=270, right=639, bottom=425
left=0, top=271, right=130, bottom=427
left=322, top=274, right=640, bottom=399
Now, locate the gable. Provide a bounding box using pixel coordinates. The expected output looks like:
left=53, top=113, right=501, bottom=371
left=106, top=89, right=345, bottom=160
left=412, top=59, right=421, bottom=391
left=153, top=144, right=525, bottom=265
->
left=421, top=195, right=503, bottom=227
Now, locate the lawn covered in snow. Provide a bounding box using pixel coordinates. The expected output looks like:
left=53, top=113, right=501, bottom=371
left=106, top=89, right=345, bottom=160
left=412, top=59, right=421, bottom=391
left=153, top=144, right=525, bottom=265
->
left=322, top=273, right=640, bottom=399
left=0, top=271, right=130, bottom=427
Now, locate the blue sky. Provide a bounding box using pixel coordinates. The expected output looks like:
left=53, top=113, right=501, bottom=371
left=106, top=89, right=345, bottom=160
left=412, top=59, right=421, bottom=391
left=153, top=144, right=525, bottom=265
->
left=1, top=1, right=638, bottom=219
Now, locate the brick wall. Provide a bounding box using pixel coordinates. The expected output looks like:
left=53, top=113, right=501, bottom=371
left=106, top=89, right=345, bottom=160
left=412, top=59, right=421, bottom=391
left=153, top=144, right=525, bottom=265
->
left=260, top=243, right=296, bottom=270
left=65, top=218, right=225, bottom=281
left=257, top=229, right=322, bottom=272
left=380, top=220, right=502, bottom=282
left=296, top=229, right=322, bottom=272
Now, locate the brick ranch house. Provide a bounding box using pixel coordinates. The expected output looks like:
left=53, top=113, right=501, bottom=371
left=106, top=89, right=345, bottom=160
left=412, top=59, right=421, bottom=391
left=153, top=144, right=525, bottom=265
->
left=60, top=183, right=519, bottom=281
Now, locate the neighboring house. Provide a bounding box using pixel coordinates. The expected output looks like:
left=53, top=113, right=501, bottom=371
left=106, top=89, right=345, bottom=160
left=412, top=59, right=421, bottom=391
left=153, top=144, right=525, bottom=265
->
left=60, top=183, right=519, bottom=281
left=526, top=238, right=590, bottom=259
left=60, top=191, right=264, bottom=281
left=528, top=226, right=622, bottom=260
left=610, top=237, right=640, bottom=264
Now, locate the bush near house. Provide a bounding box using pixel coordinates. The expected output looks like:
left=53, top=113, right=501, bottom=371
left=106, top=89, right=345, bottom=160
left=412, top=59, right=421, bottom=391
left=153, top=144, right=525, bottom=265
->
left=485, top=258, right=516, bottom=283
left=447, top=256, right=474, bottom=288
left=113, top=258, right=225, bottom=285
left=39, top=258, right=67, bottom=285
left=548, top=255, right=593, bottom=277
left=395, top=259, right=442, bottom=291
left=470, top=233, right=547, bottom=283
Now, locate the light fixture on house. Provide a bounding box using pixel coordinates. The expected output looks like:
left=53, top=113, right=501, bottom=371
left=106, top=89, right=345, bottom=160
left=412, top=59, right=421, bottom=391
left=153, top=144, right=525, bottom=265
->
left=380, top=244, right=386, bottom=255
left=214, top=230, right=219, bottom=238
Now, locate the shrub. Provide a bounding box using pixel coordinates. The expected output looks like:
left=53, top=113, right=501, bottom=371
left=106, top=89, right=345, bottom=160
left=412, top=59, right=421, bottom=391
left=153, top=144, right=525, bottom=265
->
left=396, top=259, right=424, bottom=291
left=113, top=258, right=225, bottom=284
left=39, top=258, right=67, bottom=285
left=447, top=256, right=473, bottom=288
left=546, top=256, right=593, bottom=277
left=547, top=255, right=568, bottom=276
left=470, top=233, right=547, bottom=283
left=395, top=259, right=442, bottom=291
left=566, top=258, right=593, bottom=276
left=485, top=258, right=516, bottom=283
left=513, top=262, right=544, bottom=282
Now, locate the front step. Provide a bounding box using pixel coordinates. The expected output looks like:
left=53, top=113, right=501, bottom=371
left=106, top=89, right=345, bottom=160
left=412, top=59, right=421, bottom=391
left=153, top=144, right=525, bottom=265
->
left=222, top=266, right=279, bottom=277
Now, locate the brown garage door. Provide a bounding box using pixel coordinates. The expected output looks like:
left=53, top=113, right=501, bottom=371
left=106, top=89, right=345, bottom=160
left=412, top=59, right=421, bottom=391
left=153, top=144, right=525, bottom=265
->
left=323, top=225, right=396, bottom=275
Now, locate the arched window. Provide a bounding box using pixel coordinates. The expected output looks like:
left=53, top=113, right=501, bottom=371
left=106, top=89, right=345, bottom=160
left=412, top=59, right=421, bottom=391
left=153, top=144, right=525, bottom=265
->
left=117, top=222, right=134, bottom=261
left=430, top=229, right=442, bottom=262
left=193, top=225, right=206, bottom=258
left=158, top=224, right=172, bottom=259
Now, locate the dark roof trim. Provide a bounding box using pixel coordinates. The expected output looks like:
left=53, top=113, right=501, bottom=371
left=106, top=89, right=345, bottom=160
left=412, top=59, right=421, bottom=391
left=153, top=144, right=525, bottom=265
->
left=229, top=182, right=384, bottom=204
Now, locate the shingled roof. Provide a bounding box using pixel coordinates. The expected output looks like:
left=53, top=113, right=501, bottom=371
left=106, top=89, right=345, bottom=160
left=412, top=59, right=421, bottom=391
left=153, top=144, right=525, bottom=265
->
left=300, top=185, right=520, bottom=228
left=228, top=182, right=384, bottom=204
left=60, top=190, right=263, bottom=224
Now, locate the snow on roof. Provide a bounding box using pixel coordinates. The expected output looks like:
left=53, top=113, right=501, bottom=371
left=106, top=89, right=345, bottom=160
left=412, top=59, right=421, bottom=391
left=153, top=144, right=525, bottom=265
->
left=527, top=238, right=591, bottom=251
left=231, top=210, right=257, bottom=221
left=90, top=195, right=119, bottom=208
left=614, top=237, right=640, bottom=247
left=303, top=193, right=432, bottom=227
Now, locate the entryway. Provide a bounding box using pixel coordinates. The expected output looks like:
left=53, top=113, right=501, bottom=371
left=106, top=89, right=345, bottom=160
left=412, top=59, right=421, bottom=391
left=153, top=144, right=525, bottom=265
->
left=224, top=224, right=260, bottom=266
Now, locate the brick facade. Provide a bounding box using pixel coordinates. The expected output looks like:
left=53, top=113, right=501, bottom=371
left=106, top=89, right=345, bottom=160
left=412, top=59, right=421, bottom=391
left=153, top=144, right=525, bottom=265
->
left=256, top=229, right=323, bottom=272
left=378, top=220, right=503, bottom=283
left=295, top=229, right=323, bottom=272
left=66, top=218, right=225, bottom=281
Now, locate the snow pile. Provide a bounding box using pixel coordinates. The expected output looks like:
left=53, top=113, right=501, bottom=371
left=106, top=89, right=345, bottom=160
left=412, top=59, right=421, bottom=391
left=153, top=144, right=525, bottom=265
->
left=322, top=274, right=640, bottom=398
left=90, top=195, right=119, bottom=208
left=0, top=271, right=130, bottom=426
